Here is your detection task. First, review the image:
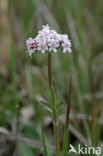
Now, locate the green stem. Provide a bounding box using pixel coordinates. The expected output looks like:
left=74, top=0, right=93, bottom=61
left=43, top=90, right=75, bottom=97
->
left=48, top=53, right=60, bottom=156
left=36, top=100, right=48, bottom=155
left=63, top=127, right=69, bottom=156
left=41, top=122, right=48, bottom=156
left=48, top=53, right=52, bottom=89
left=88, top=61, right=97, bottom=147
left=54, top=121, right=60, bottom=156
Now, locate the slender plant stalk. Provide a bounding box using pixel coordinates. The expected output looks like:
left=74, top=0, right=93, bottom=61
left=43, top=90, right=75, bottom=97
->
left=48, top=53, right=52, bottom=89
left=48, top=53, right=60, bottom=156
left=88, top=61, right=98, bottom=147
left=35, top=98, right=48, bottom=155
left=36, top=106, right=48, bottom=156
left=54, top=121, right=60, bottom=156
left=62, top=71, right=72, bottom=156
left=40, top=120, right=48, bottom=156
left=92, top=106, right=98, bottom=146
left=37, top=103, right=48, bottom=156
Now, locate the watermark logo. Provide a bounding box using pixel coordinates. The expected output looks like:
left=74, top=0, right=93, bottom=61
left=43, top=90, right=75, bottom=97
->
left=68, top=144, right=101, bottom=155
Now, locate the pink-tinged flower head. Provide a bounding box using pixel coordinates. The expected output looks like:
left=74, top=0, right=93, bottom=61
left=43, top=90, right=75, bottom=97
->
left=26, top=24, right=71, bottom=56
left=26, top=38, right=37, bottom=56
left=60, top=35, right=71, bottom=53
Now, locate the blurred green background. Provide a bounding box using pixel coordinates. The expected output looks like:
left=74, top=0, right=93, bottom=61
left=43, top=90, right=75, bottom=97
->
left=0, top=0, right=103, bottom=155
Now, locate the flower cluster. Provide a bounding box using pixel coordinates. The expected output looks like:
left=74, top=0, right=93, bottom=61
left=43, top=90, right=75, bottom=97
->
left=26, top=24, right=71, bottom=56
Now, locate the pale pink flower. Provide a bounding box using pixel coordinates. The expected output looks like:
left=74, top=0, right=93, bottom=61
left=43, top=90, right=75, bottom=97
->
left=60, top=35, right=71, bottom=53
left=26, top=38, right=37, bottom=56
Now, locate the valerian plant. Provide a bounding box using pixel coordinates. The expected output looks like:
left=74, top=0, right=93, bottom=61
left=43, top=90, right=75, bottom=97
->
left=26, top=24, right=72, bottom=156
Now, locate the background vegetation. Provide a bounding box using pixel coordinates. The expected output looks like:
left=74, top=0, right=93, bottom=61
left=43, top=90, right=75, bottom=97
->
left=0, top=0, right=103, bottom=155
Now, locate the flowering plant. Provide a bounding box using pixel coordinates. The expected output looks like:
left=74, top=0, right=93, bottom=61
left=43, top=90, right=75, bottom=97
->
left=26, top=25, right=72, bottom=156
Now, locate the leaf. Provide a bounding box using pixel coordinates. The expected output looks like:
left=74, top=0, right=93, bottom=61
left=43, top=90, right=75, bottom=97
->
left=40, top=102, right=53, bottom=113
left=56, top=101, right=63, bottom=109
left=56, top=109, right=64, bottom=117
